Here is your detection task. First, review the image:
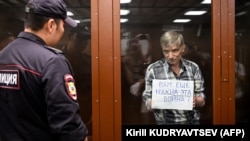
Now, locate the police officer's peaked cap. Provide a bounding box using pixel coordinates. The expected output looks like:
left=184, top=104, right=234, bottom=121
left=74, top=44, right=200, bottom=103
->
left=25, top=0, right=77, bottom=28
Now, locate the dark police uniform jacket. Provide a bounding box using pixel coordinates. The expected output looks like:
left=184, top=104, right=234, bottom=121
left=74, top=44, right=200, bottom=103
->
left=0, top=32, right=88, bottom=141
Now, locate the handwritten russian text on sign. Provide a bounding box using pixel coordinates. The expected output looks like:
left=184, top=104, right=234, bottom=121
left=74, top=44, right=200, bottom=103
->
left=151, top=79, right=194, bottom=110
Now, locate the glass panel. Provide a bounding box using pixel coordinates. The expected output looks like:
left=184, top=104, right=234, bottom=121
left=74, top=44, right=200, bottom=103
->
left=0, top=0, right=92, bottom=136
left=63, top=25, right=92, bottom=134
left=121, top=0, right=212, bottom=125
left=60, top=1, right=92, bottom=136
left=235, top=0, right=250, bottom=124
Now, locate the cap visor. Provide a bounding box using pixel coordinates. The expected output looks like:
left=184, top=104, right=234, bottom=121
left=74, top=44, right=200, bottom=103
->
left=64, top=17, right=77, bottom=28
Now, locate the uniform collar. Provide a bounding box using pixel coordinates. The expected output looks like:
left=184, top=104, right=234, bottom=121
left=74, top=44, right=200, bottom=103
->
left=17, top=32, right=47, bottom=46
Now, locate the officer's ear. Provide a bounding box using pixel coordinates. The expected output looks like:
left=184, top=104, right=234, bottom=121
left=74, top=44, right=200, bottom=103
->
left=46, top=19, right=57, bottom=33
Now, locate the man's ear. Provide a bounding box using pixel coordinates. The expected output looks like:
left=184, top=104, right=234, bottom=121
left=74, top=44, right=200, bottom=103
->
left=181, top=44, right=186, bottom=53
left=183, top=44, right=186, bottom=51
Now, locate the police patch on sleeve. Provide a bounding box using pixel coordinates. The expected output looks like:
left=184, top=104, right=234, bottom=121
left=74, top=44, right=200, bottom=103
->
left=64, top=74, right=77, bottom=101
left=0, top=70, right=20, bottom=90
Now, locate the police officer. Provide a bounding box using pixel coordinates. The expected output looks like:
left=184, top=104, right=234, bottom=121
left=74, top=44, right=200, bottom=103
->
left=0, top=0, right=88, bottom=141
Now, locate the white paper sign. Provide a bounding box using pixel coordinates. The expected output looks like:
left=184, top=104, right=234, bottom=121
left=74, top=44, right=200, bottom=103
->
left=151, top=79, right=194, bottom=110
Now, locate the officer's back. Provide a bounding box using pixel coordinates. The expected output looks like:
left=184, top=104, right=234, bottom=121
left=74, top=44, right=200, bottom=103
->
left=0, top=0, right=88, bottom=141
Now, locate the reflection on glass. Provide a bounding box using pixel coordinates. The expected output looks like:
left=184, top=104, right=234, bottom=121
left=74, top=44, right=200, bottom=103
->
left=121, top=0, right=212, bottom=125
left=235, top=0, right=250, bottom=124
left=61, top=2, right=92, bottom=135
left=61, top=24, right=92, bottom=132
